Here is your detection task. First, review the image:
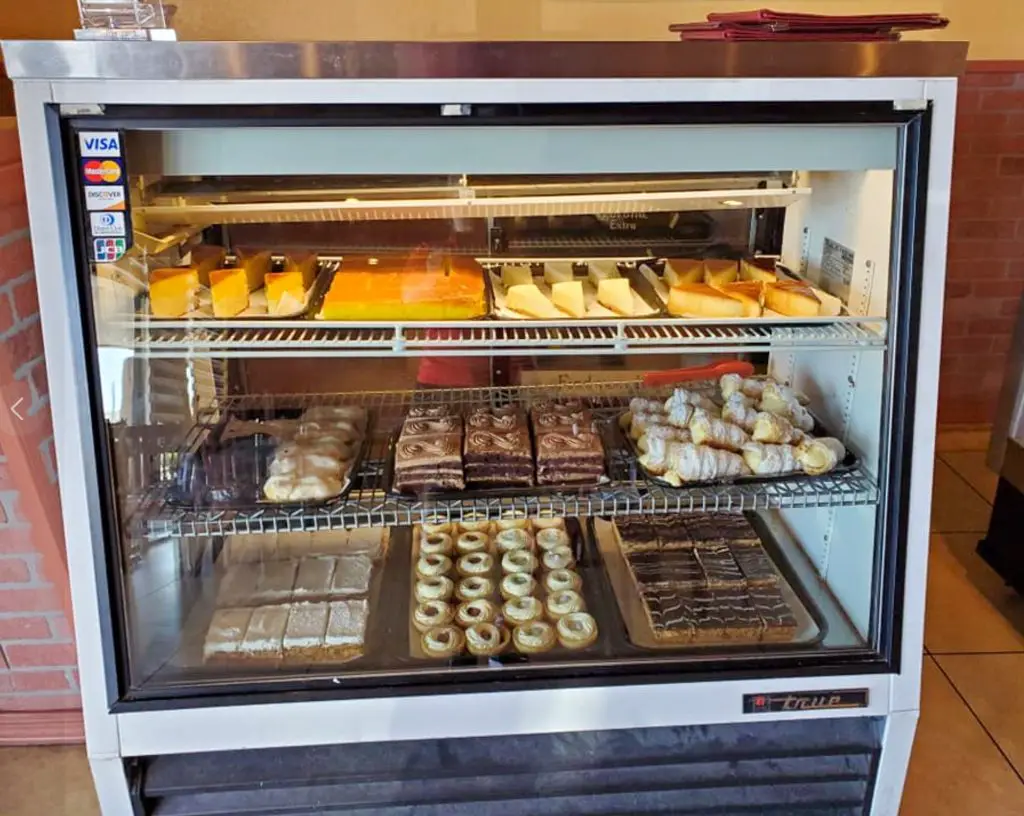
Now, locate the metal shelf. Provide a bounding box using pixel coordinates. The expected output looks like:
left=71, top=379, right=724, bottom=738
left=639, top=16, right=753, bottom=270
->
left=126, top=381, right=879, bottom=540
left=119, top=318, right=887, bottom=358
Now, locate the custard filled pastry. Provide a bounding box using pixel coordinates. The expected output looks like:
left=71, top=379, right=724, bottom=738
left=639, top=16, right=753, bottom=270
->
left=751, top=411, right=807, bottom=446
left=664, top=387, right=718, bottom=417
left=639, top=439, right=749, bottom=485
left=742, top=442, right=801, bottom=476
left=689, top=410, right=750, bottom=452
left=796, top=437, right=846, bottom=476
left=720, top=373, right=770, bottom=401
left=637, top=424, right=691, bottom=454
left=721, top=392, right=758, bottom=433
left=759, top=382, right=815, bottom=433
left=629, top=410, right=669, bottom=441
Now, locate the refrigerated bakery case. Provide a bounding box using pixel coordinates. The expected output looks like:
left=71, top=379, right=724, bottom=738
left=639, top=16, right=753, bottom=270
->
left=2, top=40, right=963, bottom=816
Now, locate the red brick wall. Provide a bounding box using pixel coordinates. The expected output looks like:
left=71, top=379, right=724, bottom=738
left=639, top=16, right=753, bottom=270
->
left=0, top=119, right=83, bottom=740
left=941, top=62, right=1024, bottom=424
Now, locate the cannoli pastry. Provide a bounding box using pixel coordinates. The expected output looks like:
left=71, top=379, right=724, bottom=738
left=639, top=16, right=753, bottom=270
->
left=640, top=439, right=749, bottom=485
left=637, top=424, right=690, bottom=454
left=629, top=397, right=667, bottom=415
left=629, top=410, right=668, bottom=441
left=741, top=442, right=801, bottom=476
left=795, top=437, right=846, bottom=476
left=666, top=400, right=695, bottom=430
left=664, top=387, right=718, bottom=416
left=689, top=410, right=750, bottom=452
left=721, top=392, right=758, bottom=432
left=759, top=382, right=814, bottom=433
left=751, top=411, right=807, bottom=445
left=720, top=373, right=770, bottom=401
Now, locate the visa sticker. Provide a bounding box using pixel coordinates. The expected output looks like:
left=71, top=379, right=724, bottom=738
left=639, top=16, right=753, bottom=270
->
left=84, top=186, right=126, bottom=212
left=79, top=132, right=121, bottom=157
left=82, top=158, right=123, bottom=185
left=93, top=237, right=126, bottom=262
left=90, top=211, right=126, bottom=237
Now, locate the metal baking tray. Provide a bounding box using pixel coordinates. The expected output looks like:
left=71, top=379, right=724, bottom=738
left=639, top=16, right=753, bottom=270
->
left=636, top=256, right=846, bottom=321
left=308, top=255, right=493, bottom=322
left=145, top=255, right=335, bottom=321
left=166, top=411, right=372, bottom=512
left=481, top=257, right=666, bottom=321
left=621, top=409, right=859, bottom=490
left=407, top=518, right=609, bottom=663
left=590, top=515, right=828, bottom=651
left=382, top=417, right=627, bottom=501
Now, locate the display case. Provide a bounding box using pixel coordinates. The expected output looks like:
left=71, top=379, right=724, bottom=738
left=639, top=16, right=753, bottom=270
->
left=2, top=40, right=964, bottom=816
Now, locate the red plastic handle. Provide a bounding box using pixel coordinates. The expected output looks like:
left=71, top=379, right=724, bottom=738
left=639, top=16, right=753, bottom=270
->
left=641, top=360, right=755, bottom=388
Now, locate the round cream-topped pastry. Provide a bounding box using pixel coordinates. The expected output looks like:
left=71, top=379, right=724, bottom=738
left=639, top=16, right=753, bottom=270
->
left=532, top=517, right=566, bottom=531
left=503, top=596, right=544, bottom=626
left=455, top=599, right=498, bottom=628
left=535, top=528, right=571, bottom=552
left=415, top=576, right=454, bottom=603
left=512, top=621, right=556, bottom=654
left=420, top=533, right=453, bottom=556
left=457, top=552, right=494, bottom=577
left=542, top=545, right=575, bottom=571
left=500, top=572, right=537, bottom=600
left=544, top=569, right=582, bottom=594
left=502, top=549, right=538, bottom=575
left=416, top=553, right=452, bottom=579
left=456, top=531, right=490, bottom=555
left=456, top=576, right=494, bottom=602
left=458, top=518, right=492, bottom=534
left=496, top=518, right=529, bottom=531
left=556, top=612, right=599, bottom=650
left=546, top=589, right=585, bottom=619
left=421, top=521, right=452, bottom=536
left=465, top=623, right=510, bottom=657
left=495, top=528, right=532, bottom=554
left=413, top=600, right=454, bottom=633
left=421, top=625, right=464, bottom=658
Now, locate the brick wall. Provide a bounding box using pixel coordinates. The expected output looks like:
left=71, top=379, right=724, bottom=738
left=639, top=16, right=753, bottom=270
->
left=940, top=63, right=1024, bottom=423
left=0, top=119, right=83, bottom=741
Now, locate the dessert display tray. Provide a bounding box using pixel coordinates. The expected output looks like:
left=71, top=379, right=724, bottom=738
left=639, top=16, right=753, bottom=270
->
left=590, top=516, right=826, bottom=650
left=407, top=518, right=610, bottom=663
left=636, top=258, right=847, bottom=322
left=621, top=410, right=860, bottom=490
left=382, top=418, right=629, bottom=501
left=145, top=257, right=336, bottom=321
left=481, top=258, right=665, bottom=321
left=167, top=411, right=373, bottom=512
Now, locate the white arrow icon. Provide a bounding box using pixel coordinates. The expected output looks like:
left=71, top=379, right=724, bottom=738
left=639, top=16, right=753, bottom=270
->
left=10, top=398, right=24, bottom=420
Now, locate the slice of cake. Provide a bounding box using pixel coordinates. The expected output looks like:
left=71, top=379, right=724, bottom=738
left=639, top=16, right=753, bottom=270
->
left=203, top=607, right=253, bottom=661
left=464, top=408, right=533, bottom=487
left=189, top=245, right=226, bottom=287
left=321, top=599, right=369, bottom=661
left=704, top=259, right=739, bottom=286
left=236, top=249, right=272, bottom=291
left=282, top=602, right=329, bottom=663
left=765, top=281, right=821, bottom=317
left=394, top=428, right=465, bottom=493
left=543, top=262, right=575, bottom=285
left=713, top=281, right=764, bottom=318
left=149, top=267, right=200, bottom=317
left=265, top=269, right=306, bottom=315
left=240, top=605, right=289, bottom=660
left=330, top=554, right=374, bottom=596
left=587, top=261, right=620, bottom=288
left=285, top=251, right=318, bottom=289
left=663, top=259, right=704, bottom=287
left=292, top=556, right=337, bottom=600
left=596, top=277, right=633, bottom=316
left=209, top=267, right=249, bottom=318
left=667, top=284, right=746, bottom=318
left=534, top=420, right=605, bottom=485
left=551, top=280, right=585, bottom=318
left=507, top=283, right=563, bottom=319
left=501, top=265, right=534, bottom=288
left=741, top=258, right=778, bottom=283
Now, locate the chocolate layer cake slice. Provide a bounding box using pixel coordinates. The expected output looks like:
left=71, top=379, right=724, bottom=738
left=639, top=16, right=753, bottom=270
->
left=534, top=426, right=605, bottom=485
left=463, top=408, right=534, bottom=486
left=626, top=548, right=705, bottom=590
left=407, top=403, right=454, bottom=419
left=394, top=432, right=464, bottom=492
left=402, top=415, right=462, bottom=438
left=466, top=405, right=526, bottom=432
left=748, top=584, right=799, bottom=642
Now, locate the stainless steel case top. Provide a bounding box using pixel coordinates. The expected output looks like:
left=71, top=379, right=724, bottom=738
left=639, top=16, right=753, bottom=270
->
left=1, top=40, right=967, bottom=82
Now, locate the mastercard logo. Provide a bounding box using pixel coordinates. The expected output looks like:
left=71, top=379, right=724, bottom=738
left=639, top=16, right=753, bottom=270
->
left=83, top=159, right=122, bottom=184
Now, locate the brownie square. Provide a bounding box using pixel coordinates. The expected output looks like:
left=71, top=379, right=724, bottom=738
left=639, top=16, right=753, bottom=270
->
left=615, top=520, right=660, bottom=553
left=728, top=543, right=779, bottom=587
left=749, top=585, right=799, bottom=642
left=707, top=587, right=764, bottom=642
left=695, top=544, right=745, bottom=588
left=681, top=513, right=728, bottom=545
left=627, top=549, right=704, bottom=590
left=639, top=586, right=695, bottom=643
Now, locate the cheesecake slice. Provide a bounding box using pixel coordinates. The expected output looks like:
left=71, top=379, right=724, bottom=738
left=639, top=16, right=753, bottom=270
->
left=501, top=265, right=534, bottom=288
left=507, top=283, right=563, bottom=319
left=543, top=263, right=575, bottom=285
left=551, top=280, right=586, bottom=318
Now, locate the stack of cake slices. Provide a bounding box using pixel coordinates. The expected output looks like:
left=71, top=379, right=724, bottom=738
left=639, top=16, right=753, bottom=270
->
left=463, top=406, right=534, bottom=486
left=393, top=404, right=465, bottom=493
left=530, top=399, right=606, bottom=485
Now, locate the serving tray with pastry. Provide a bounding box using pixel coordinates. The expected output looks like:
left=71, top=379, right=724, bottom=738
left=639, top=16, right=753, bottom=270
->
left=485, top=258, right=664, bottom=320
left=621, top=365, right=856, bottom=488
left=638, top=256, right=844, bottom=321
left=408, top=517, right=606, bottom=661
left=147, top=246, right=332, bottom=320
left=592, top=514, right=824, bottom=650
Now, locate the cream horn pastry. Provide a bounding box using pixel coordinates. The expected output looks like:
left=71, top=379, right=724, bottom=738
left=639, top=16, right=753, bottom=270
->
left=742, top=442, right=801, bottom=476
left=795, top=437, right=846, bottom=476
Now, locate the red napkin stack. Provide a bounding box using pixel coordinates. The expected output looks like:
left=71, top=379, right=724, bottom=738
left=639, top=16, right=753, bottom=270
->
left=670, top=9, right=948, bottom=42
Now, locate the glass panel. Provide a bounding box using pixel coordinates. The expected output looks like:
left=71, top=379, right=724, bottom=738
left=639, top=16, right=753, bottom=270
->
left=81, top=120, right=900, bottom=696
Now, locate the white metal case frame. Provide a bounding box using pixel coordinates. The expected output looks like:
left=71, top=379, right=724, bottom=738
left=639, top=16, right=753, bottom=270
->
left=6, top=40, right=958, bottom=816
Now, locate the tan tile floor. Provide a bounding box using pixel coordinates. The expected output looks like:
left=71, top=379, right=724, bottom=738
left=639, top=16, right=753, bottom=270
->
left=0, top=426, right=1022, bottom=815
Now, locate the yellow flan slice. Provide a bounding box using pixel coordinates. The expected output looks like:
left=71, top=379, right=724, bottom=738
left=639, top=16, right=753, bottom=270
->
left=210, top=268, right=249, bottom=318
left=714, top=281, right=764, bottom=318
left=551, top=280, right=585, bottom=318
left=740, top=258, right=778, bottom=283
left=149, top=268, right=200, bottom=318
left=765, top=281, right=821, bottom=317
left=265, top=270, right=305, bottom=316
left=667, top=284, right=746, bottom=318
left=704, top=259, right=739, bottom=286
left=663, top=259, right=704, bottom=287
